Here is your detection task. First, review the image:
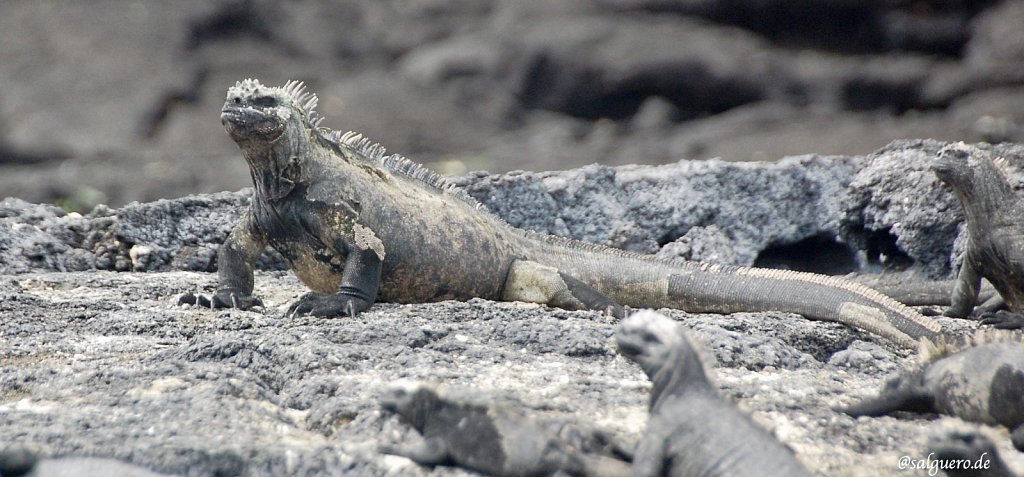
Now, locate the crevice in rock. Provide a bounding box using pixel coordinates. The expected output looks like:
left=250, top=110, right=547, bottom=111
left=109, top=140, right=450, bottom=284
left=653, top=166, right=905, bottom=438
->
left=139, top=68, right=209, bottom=140
left=841, top=78, right=921, bottom=113
left=861, top=227, right=915, bottom=271
left=518, top=55, right=763, bottom=121
left=604, top=0, right=999, bottom=56
left=185, top=0, right=279, bottom=50
left=752, top=234, right=860, bottom=275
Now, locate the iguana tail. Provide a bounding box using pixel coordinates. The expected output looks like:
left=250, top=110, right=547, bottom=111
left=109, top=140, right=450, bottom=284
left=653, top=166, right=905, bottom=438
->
left=523, top=233, right=942, bottom=349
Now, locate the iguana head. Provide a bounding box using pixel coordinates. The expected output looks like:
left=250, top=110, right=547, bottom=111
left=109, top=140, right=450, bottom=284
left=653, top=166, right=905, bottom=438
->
left=932, top=142, right=1016, bottom=221
left=222, top=79, right=319, bottom=144
left=616, top=310, right=710, bottom=407
left=931, top=143, right=976, bottom=189
left=379, top=380, right=440, bottom=431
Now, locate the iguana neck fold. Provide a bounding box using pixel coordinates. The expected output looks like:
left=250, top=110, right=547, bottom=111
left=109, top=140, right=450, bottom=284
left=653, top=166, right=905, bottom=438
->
left=240, top=120, right=311, bottom=201
left=648, top=335, right=711, bottom=411
left=957, top=165, right=1016, bottom=234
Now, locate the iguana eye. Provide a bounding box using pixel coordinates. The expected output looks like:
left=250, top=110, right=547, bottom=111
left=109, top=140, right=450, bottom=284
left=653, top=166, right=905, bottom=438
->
left=252, top=96, right=278, bottom=108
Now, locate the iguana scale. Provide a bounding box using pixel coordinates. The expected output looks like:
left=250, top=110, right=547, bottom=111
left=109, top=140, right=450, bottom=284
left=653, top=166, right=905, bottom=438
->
left=188, top=78, right=942, bottom=349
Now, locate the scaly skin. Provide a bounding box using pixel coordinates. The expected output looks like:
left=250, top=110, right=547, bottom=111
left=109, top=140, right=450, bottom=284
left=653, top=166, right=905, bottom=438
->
left=933, top=143, right=1024, bottom=329
left=378, top=382, right=631, bottom=477
left=840, top=336, right=1024, bottom=452
left=191, top=78, right=943, bottom=349
left=615, top=310, right=812, bottom=477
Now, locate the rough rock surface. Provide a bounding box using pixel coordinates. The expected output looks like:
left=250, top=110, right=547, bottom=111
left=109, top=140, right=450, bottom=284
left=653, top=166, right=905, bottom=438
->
left=3, top=140, right=1024, bottom=476
left=2, top=1, right=1024, bottom=209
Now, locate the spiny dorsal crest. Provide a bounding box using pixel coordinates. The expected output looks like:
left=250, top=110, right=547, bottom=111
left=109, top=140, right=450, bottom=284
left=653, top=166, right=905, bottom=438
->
left=917, top=328, right=1024, bottom=365
left=327, top=131, right=488, bottom=210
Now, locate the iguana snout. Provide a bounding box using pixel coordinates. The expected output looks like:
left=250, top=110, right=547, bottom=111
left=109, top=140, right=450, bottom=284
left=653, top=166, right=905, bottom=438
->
left=615, top=310, right=686, bottom=375
left=379, top=380, right=427, bottom=415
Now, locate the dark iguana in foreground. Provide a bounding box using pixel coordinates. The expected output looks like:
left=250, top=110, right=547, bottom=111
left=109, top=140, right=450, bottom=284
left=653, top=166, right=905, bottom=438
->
left=378, top=381, right=631, bottom=477
left=615, top=310, right=812, bottom=477
left=839, top=332, right=1024, bottom=452
left=187, top=78, right=941, bottom=348
left=931, top=143, right=1024, bottom=329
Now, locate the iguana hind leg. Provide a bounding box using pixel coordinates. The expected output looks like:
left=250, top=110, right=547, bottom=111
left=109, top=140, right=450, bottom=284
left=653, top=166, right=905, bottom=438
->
left=502, top=260, right=624, bottom=317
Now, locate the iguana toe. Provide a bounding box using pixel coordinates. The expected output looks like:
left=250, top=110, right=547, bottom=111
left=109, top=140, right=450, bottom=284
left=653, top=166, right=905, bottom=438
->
left=211, top=290, right=263, bottom=310
left=288, top=292, right=370, bottom=317
left=978, top=310, right=1024, bottom=330
left=177, top=292, right=211, bottom=308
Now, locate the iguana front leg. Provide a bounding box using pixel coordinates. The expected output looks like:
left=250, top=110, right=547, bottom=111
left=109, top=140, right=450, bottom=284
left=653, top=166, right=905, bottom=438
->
left=288, top=246, right=382, bottom=317
left=627, top=423, right=668, bottom=477
left=945, top=257, right=982, bottom=318
left=180, top=210, right=267, bottom=310
left=501, top=260, right=624, bottom=317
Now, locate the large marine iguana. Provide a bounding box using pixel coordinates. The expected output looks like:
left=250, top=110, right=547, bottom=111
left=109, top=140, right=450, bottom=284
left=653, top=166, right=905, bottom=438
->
left=615, top=310, right=813, bottom=477
left=931, top=143, right=1024, bottom=329
left=378, top=381, right=632, bottom=477
left=183, top=78, right=942, bottom=348
left=839, top=332, right=1024, bottom=452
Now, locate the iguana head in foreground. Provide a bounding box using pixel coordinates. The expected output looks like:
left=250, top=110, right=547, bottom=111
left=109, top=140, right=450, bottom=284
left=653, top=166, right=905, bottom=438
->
left=615, top=310, right=711, bottom=408
left=221, top=79, right=318, bottom=145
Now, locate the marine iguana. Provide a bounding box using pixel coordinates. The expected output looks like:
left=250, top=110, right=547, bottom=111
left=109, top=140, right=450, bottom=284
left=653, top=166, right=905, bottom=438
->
left=378, top=381, right=632, bottom=477
left=839, top=332, right=1024, bottom=452
left=932, top=142, right=1024, bottom=329
left=183, top=78, right=942, bottom=349
left=615, top=310, right=813, bottom=477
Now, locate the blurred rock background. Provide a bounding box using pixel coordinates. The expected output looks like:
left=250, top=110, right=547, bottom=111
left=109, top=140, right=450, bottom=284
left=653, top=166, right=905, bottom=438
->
left=1, top=0, right=1023, bottom=210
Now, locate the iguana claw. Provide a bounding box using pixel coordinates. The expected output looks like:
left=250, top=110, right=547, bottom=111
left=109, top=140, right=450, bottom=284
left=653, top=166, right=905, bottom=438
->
left=978, top=310, right=1024, bottom=330
left=177, top=290, right=262, bottom=311
left=287, top=292, right=370, bottom=318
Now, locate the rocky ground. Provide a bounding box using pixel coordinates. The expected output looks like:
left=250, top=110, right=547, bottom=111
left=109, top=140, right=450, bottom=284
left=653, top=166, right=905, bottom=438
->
left=2, top=1, right=1024, bottom=210
left=2, top=140, right=1024, bottom=476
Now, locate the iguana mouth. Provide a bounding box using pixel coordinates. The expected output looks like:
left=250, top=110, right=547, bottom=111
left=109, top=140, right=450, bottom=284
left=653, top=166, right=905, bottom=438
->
left=615, top=335, right=644, bottom=358
left=221, top=106, right=284, bottom=139
left=930, top=162, right=955, bottom=183
left=220, top=106, right=264, bottom=125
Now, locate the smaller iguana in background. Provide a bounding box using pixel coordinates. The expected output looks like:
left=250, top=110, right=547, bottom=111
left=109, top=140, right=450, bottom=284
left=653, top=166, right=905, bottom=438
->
left=181, top=78, right=943, bottom=350
left=932, top=142, right=1024, bottom=330
left=839, top=331, right=1024, bottom=453
left=615, top=310, right=813, bottom=477
left=378, top=381, right=632, bottom=477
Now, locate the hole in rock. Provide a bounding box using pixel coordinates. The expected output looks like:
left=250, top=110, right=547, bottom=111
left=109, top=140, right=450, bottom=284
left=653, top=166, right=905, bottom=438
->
left=753, top=234, right=859, bottom=275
